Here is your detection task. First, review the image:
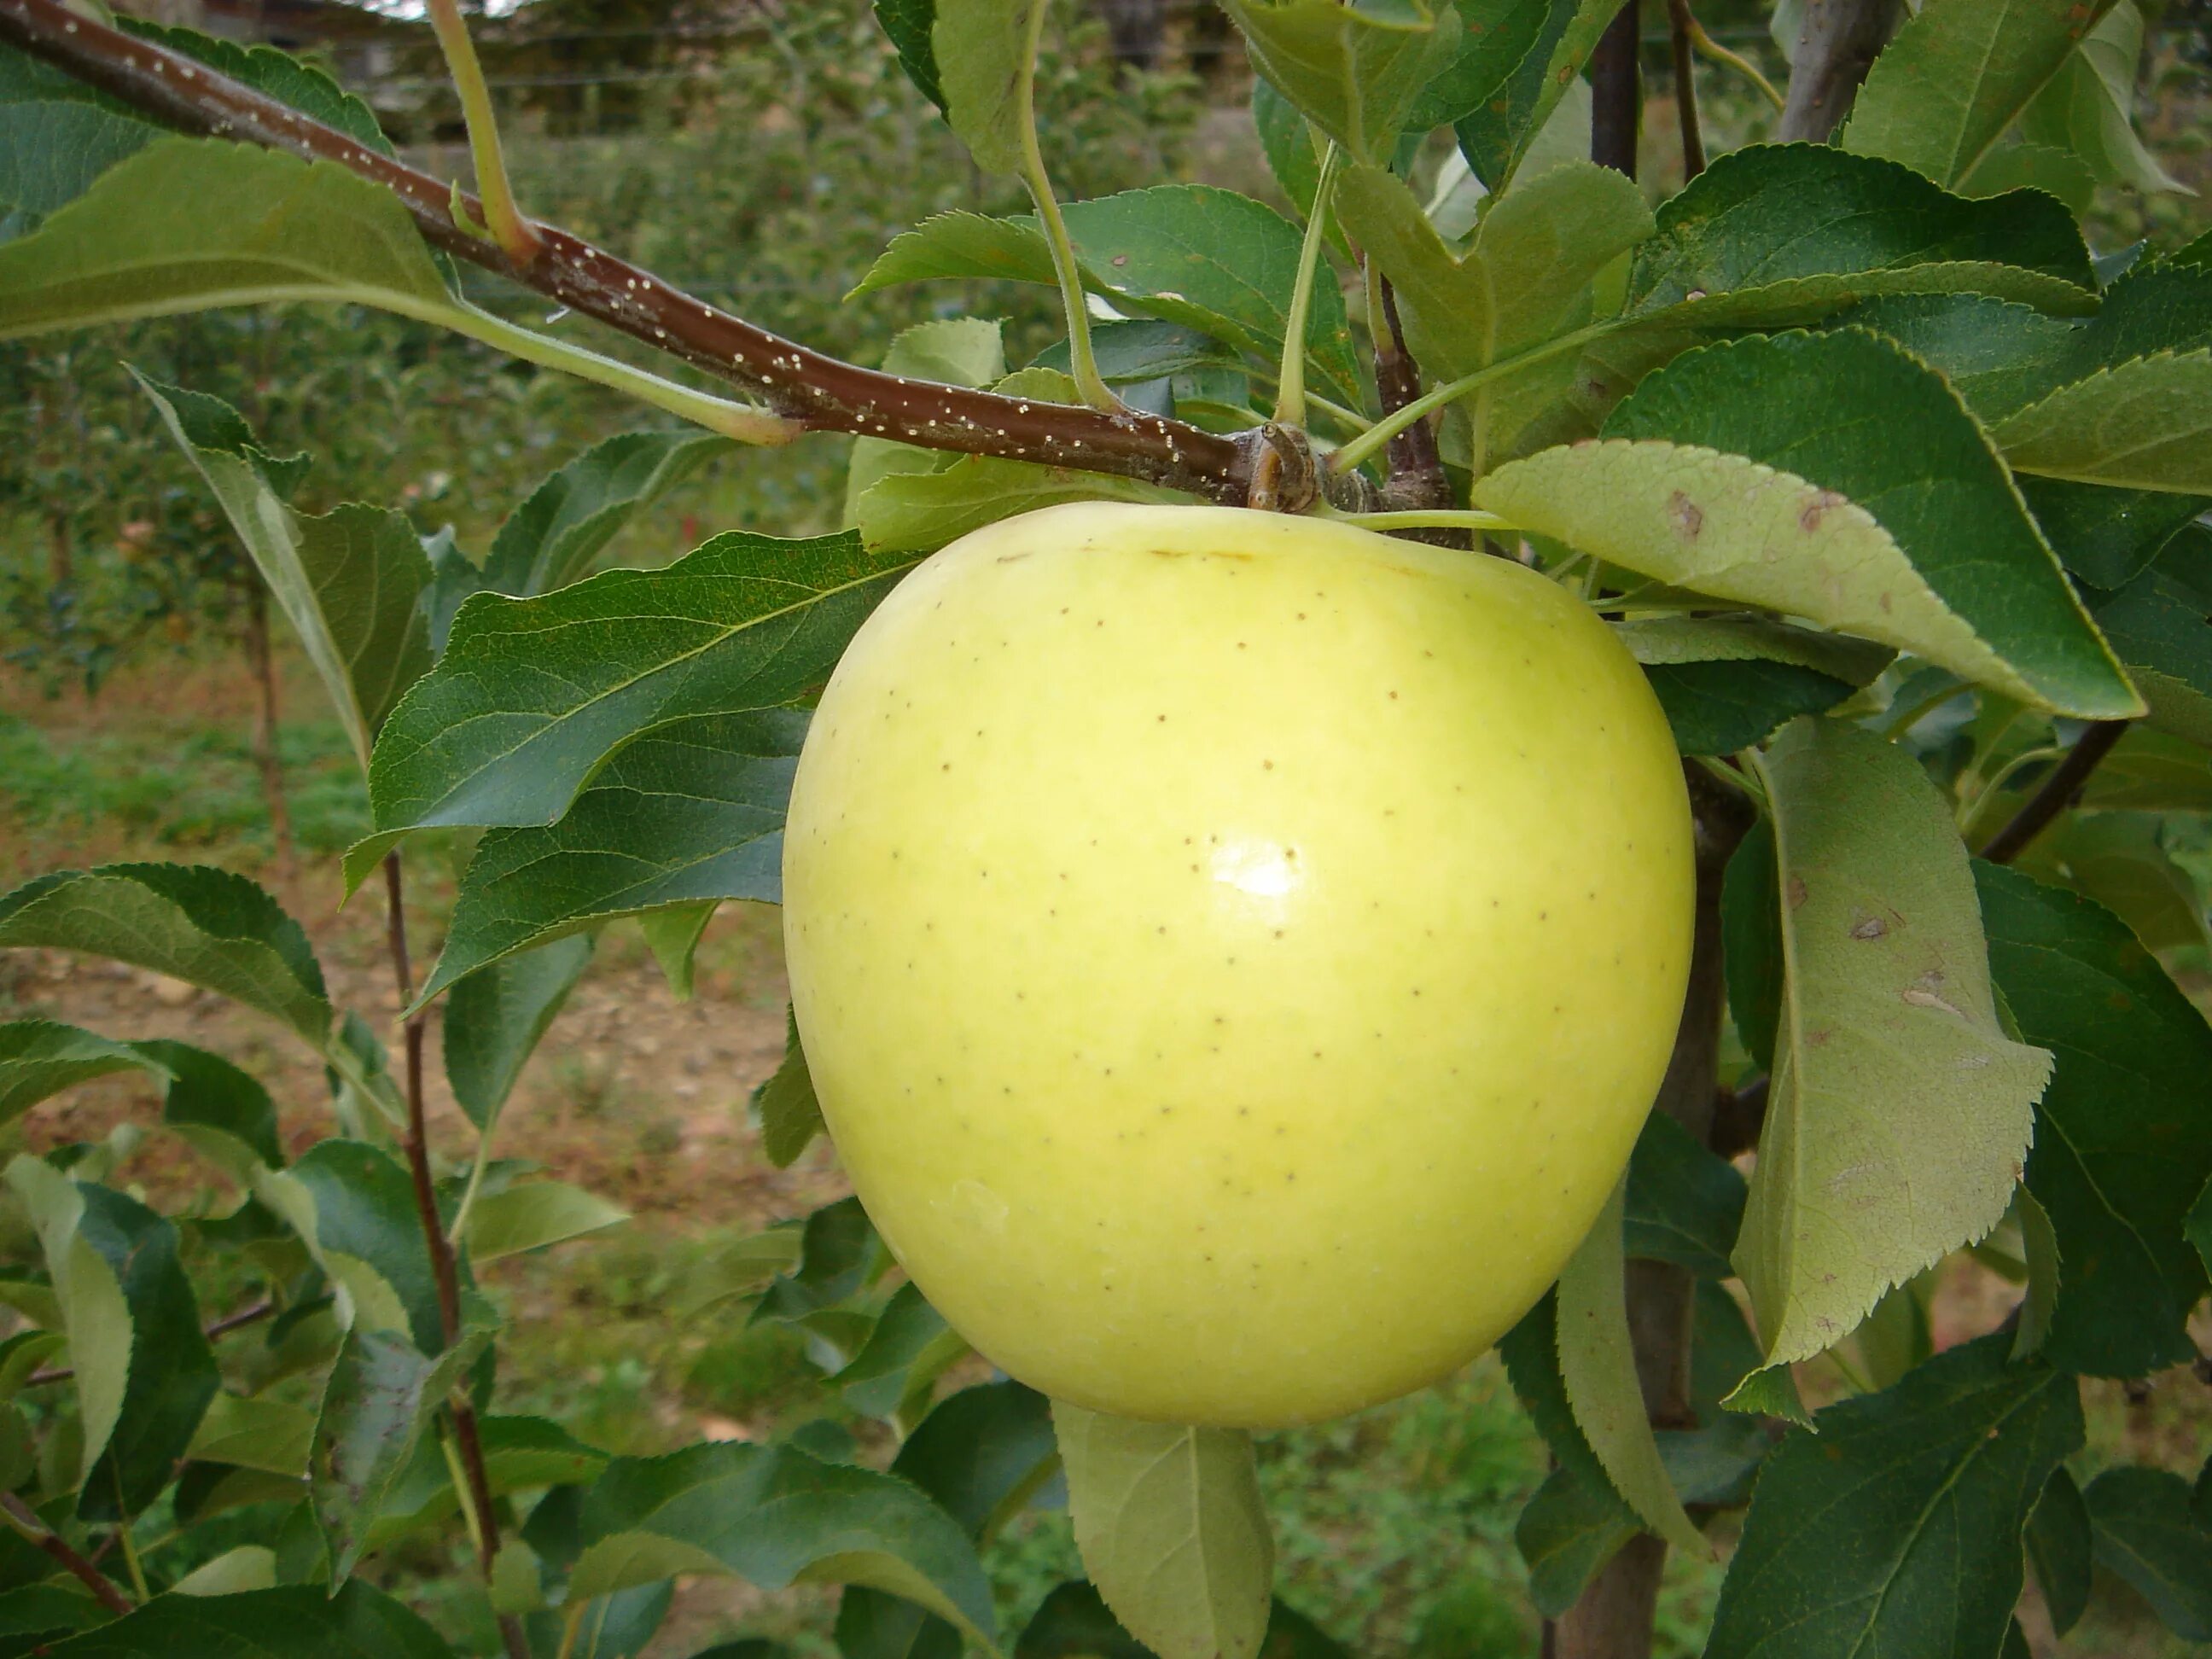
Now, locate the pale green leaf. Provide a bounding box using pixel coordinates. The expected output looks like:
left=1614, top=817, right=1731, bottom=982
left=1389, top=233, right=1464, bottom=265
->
left=188, top=1391, right=315, bottom=1478
left=1221, top=0, right=1461, bottom=166
left=5, top=1158, right=130, bottom=1490
left=1842, top=0, right=2121, bottom=187
left=1555, top=1180, right=1704, bottom=1554
left=1053, top=1400, right=1273, bottom=1659
left=845, top=318, right=1007, bottom=525
left=463, top=1182, right=626, bottom=1264
left=638, top=902, right=716, bottom=1001
left=933, top=0, right=1041, bottom=175
left=1733, top=721, right=2050, bottom=1365
left=169, top=1546, right=279, bottom=1598
left=2016, top=2, right=2185, bottom=195
left=1996, top=350, right=2212, bottom=493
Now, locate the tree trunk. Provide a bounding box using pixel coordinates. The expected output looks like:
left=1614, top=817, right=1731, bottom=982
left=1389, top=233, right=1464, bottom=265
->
left=1779, top=0, right=1900, bottom=142
left=1555, top=769, right=1751, bottom=1659
left=242, top=583, right=295, bottom=874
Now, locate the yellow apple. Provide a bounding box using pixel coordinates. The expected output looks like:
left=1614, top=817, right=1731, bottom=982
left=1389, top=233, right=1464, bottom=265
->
left=782, top=502, right=1692, bottom=1428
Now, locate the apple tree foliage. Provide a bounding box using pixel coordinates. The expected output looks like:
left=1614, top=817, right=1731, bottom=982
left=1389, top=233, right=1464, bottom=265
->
left=1, top=0, right=2211, bottom=1655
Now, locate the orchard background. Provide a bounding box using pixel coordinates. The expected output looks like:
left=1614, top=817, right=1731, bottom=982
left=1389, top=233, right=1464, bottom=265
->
left=2, top=1, right=2212, bottom=1656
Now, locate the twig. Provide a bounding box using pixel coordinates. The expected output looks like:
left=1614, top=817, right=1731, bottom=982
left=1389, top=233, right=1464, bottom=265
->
left=0, top=0, right=1254, bottom=504
left=0, top=1492, right=133, bottom=1617
left=1686, top=16, right=1784, bottom=113
left=381, top=853, right=529, bottom=1659
left=1590, top=1, right=1640, bottom=178
left=1665, top=0, right=1707, bottom=180
left=24, top=1299, right=276, bottom=1388
left=1367, top=274, right=1464, bottom=548
left=1976, top=721, right=2132, bottom=864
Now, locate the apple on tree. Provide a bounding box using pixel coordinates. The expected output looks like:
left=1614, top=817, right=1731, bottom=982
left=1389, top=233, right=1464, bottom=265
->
left=784, top=501, right=1694, bottom=1427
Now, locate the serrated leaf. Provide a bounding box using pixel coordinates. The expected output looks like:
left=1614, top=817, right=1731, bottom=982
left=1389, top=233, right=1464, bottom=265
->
left=1707, top=1336, right=2081, bottom=1659
left=463, top=1182, right=626, bottom=1263
left=188, top=1391, right=315, bottom=1478
left=118, top=18, right=394, bottom=156
left=138, top=1038, right=284, bottom=1176
left=1841, top=0, right=2121, bottom=188
left=262, top=1140, right=440, bottom=1350
left=420, top=711, right=803, bottom=1002
left=932, top=0, right=1043, bottom=175
left=1053, top=1400, right=1272, bottom=1659
left=2023, top=477, right=2209, bottom=591
left=846, top=318, right=1007, bottom=525
left=312, top=1322, right=489, bottom=1584
left=2084, top=1465, right=2212, bottom=1639
left=0, top=864, right=329, bottom=1044
left=2016, top=2, right=2184, bottom=195
left=353, top=530, right=911, bottom=888
left=1476, top=334, right=2142, bottom=719
left=1556, top=1179, right=1703, bottom=1555
left=1514, top=1464, right=1641, bottom=1618
left=1448, top=0, right=1615, bottom=191
left=1965, top=142, right=2099, bottom=216
left=492, top=431, right=730, bottom=597
left=837, top=1283, right=968, bottom=1426
left=1406, top=0, right=1553, bottom=131
left=1976, top=864, right=2212, bottom=1376
left=0, top=1021, right=170, bottom=1125
left=2084, top=541, right=2212, bottom=748
left=35, top=1581, right=456, bottom=1656
left=2027, top=1465, right=2093, bottom=1636
left=136, top=373, right=429, bottom=767
left=1622, top=1112, right=1747, bottom=1278
left=1621, top=146, right=2098, bottom=331
left=564, top=1441, right=998, bottom=1647
left=442, top=934, right=593, bottom=1133
left=2012, top=811, right=2209, bottom=954
left=1221, top=0, right=1461, bottom=166
left=1832, top=292, right=2082, bottom=424
left=1996, top=350, right=2212, bottom=492
left=1016, top=1585, right=1350, bottom=1659
left=1732, top=721, right=2050, bottom=1366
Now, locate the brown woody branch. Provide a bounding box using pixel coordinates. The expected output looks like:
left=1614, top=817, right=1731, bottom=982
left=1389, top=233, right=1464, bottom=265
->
left=1665, top=0, right=1708, bottom=180
left=0, top=0, right=1271, bottom=507
left=1778, top=0, right=1899, bottom=142
left=0, top=1491, right=133, bottom=1617
left=24, top=1299, right=276, bottom=1388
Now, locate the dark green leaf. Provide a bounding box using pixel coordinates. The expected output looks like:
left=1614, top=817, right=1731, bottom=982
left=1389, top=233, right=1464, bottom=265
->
left=1515, top=1465, right=1640, bottom=1618
left=37, top=1582, right=454, bottom=1656
left=0, top=1021, right=169, bottom=1126
left=2022, top=476, right=2208, bottom=591
left=1599, top=329, right=2139, bottom=719
left=0, top=1584, right=102, bottom=1641
left=1408, top=0, right=1553, bottom=130
left=354, top=531, right=908, bottom=888
left=0, top=864, right=329, bottom=1045
left=442, top=934, right=593, bottom=1132
left=566, top=1441, right=997, bottom=1644
left=838, top=1282, right=967, bottom=1425
left=422, top=711, right=804, bottom=1002
left=139, top=1039, right=284, bottom=1173
left=1031, top=321, right=1240, bottom=387
left=117, top=19, right=393, bottom=156
left=1622, top=1114, right=1748, bottom=1278
left=269, top=1140, right=442, bottom=1353
left=2027, top=1465, right=2093, bottom=1636
left=1220, top=0, right=1462, bottom=166
left=1721, top=818, right=1783, bottom=1075
left=1016, top=1583, right=1155, bottom=1658
left=1622, top=146, right=2097, bottom=329
left=1705, top=1336, right=2082, bottom=1659
left=485, top=431, right=731, bottom=600
left=754, top=1198, right=882, bottom=1328
left=2011, top=811, right=2209, bottom=954
left=755, top=1005, right=826, bottom=1170
left=1252, top=79, right=1325, bottom=227
left=1976, top=864, right=2212, bottom=1376
left=1448, top=0, right=1615, bottom=191
left=1644, top=660, right=1858, bottom=755
left=1831, top=292, right=2081, bottom=422
left=361, top=1413, right=606, bottom=1551
left=874, top=0, right=945, bottom=111
left=2084, top=1465, right=2212, bottom=1639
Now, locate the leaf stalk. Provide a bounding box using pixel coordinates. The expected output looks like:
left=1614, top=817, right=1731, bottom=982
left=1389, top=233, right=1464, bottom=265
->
left=425, top=0, right=542, bottom=265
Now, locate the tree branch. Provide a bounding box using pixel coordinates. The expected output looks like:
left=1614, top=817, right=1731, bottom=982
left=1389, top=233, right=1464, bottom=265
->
left=0, top=0, right=1260, bottom=505
left=1665, top=0, right=1708, bottom=180
left=1778, top=0, right=1900, bottom=143
left=25, top=1299, right=276, bottom=1388
left=381, top=853, right=528, bottom=1659
left=1976, top=720, right=2132, bottom=864
left=0, top=1492, right=133, bottom=1618
left=1590, top=1, right=1640, bottom=178
left=1368, top=274, right=1461, bottom=545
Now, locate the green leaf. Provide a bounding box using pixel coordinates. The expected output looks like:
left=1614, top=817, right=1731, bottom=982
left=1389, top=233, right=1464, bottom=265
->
left=875, top=0, right=945, bottom=111
left=35, top=1582, right=456, bottom=1656
left=420, top=710, right=804, bottom=1002
left=0, top=1582, right=102, bottom=1641
left=188, top=1391, right=315, bottom=1478
left=1706, top=1336, right=2082, bottom=1659
left=2083, top=1466, right=2212, bottom=1639
left=134, top=1038, right=284, bottom=1181
left=1514, top=1465, right=1640, bottom=1619
left=2083, top=536, right=2212, bottom=747
left=754, top=1006, right=825, bottom=1171
left=1555, top=1179, right=1703, bottom=1554
left=364, top=1415, right=607, bottom=1551
left=753, top=1198, right=882, bottom=1330
left=1732, top=721, right=2050, bottom=1367
left=1996, top=350, right=2212, bottom=493
left=1623, top=1113, right=1748, bottom=1278
left=1965, top=142, right=2098, bottom=216
left=2016, top=2, right=2183, bottom=195
left=838, top=1283, right=969, bottom=1427
left=2022, top=476, right=2208, bottom=591
left=2192, top=1171, right=2212, bottom=1279
left=1841, top=0, right=2120, bottom=187
left=857, top=451, right=1190, bottom=555
left=442, top=934, right=593, bottom=1133
left=2026, top=1465, right=2093, bottom=1636
left=1334, top=159, right=1650, bottom=469
left=0, top=137, right=453, bottom=340
left=1448, top=0, right=1615, bottom=191
left=117, top=18, right=394, bottom=156
left=263, top=1140, right=441, bottom=1351
left=1016, top=1583, right=1155, bottom=1658
left=931, top=0, right=1043, bottom=175
left=169, top=1545, right=279, bottom=1598
left=2011, top=812, right=2210, bottom=955
left=1831, top=292, right=2081, bottom=424
left=1615, top=616, right=1892, bottom=757
left=1221, top=0, right=1462, bottom=166
left=1252, top=79, right=1326, bottom=230
left=463, top=1181, right=626, bottom=1263
left=0, top=864, right=329, bottom=1045
left=846, top=318, right=1007, bottom=525
left=637, top=903, right=716, bottom=1002
left=313, top=1323, right=490, bottom=1584
left=1621, top=146, right=2098, bottom=331
left=488, top=431, right=731, bottom=599
left=2082, top=725, right=2212, bottom=810
left=1976, top=864, right=2212, bottom=1377
left=1053, top=1400, right=1272, bottom=1659
left=565, top=1441, right=998, bottom=1648
left=353, top=530, right=910, bottom=887
left=1477, top=335, right=2142, bottom=719
left=1722, top=818, right=1784, bottom=1074
left=136, top=373, right=430, bottom=768
left=0, top=1021, right=171, bottom=1126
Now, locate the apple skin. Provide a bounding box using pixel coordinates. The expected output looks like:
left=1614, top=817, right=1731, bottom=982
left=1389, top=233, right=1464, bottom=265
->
left=782, top=502, right=1692, bottom=1428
